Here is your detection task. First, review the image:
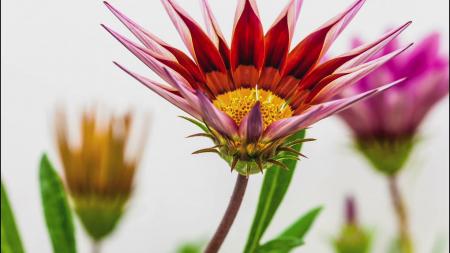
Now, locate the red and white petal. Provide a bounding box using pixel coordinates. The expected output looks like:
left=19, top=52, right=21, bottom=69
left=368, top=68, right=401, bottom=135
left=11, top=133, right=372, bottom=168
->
left=196, top=91, right=239, bottom=138
left=239, top=102, right=263, bottom=143
left=114, top=62, right=202, bottom=119
left=336, top=21, right=412, bottom=71
left=231, top=0, right=265, bottom=88
left=280, top=0, right=365, bottom=86
left=104, top=1, right=205, bottom=84
left=162, top=0, right=230, bottom=94
left=308, top=44, right=412, bottom=103
left=260, top=0, right=303, bottom=90
left=200, top=0, right=231, bottom=69
left=299, top=21, right=411, bottom=90
left=102, top=24, right=213, bottom=95
left=309, top=78, right=405, bottom=126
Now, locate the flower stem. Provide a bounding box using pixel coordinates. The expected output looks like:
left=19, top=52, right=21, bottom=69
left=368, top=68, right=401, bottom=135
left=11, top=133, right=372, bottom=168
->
left=92, top=240, right=101, bottom=253
left=388, top=175, right=413, bottom=253
left=205, top=174, right=249, bottom=253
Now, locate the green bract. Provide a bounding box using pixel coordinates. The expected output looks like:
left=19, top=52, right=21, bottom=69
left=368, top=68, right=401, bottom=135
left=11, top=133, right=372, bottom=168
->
left=334, top=225, right=371, bottom=253
left=74, top=197, right=126, bottom=241
left=356, top=138, right=415, bottom=176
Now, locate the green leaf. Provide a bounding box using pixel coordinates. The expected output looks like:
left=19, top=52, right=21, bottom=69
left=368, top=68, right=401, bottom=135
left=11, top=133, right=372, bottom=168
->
left=176, top=242, right=204, bottom=253
left=1, top=181, right=25, bottom=253
left=259, top=207, right=322, bottom=253
left=39, top=154, right=77, bottom=253
left=179, top=116, right=209, bottom=133
left=279, top=207, right=322, bottom=239
left=256, top=237, right=303, bottom=253
left=244, top=130, right=306, bottom=253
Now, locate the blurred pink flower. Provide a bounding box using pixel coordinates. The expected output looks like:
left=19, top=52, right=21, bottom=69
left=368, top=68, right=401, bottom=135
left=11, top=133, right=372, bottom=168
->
left=340, top=33, right=449, bottom=141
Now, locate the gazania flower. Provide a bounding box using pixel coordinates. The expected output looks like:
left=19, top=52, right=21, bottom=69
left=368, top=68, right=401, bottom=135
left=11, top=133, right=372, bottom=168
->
left=102, top=0, right=410, bottom=176
left=55, top=108, right=148, bottom=244
left=339, top=32, right=449, bottom=175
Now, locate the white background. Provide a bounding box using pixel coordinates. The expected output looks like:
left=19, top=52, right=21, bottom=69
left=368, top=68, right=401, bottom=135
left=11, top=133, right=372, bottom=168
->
left=1, top=0, right=449, bottom=252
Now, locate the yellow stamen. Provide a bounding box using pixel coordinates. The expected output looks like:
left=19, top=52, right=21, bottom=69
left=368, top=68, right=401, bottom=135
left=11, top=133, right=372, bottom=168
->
left=213, top=88, right=293, bottom=128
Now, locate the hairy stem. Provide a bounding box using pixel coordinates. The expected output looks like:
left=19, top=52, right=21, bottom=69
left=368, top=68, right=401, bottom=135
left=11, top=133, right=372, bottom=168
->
left=388, top=176, right=413, bottom=253
left=204, top=174, right=249, bottom=253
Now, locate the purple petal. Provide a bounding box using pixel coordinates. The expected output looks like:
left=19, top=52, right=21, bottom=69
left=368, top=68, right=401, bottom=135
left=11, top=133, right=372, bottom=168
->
left=114, top=62, right=202, bottom=119
left=311, top=44, right=412, bottom=103
left=310, top=78, right=406, bottom=127
left=239, top=102, right=263, bottom=143
left=196, top=91, right=239, bottom=138
left=264, top=78, right=405, bottom=141
left=102, top=24, right=184, bottom=88
left=263, top=107, right=321, bottom=142
left=337, top=21, right=412, bottom=71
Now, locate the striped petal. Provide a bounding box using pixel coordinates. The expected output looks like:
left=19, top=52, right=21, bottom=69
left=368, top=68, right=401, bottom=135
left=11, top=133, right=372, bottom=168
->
left=264, top=78, right=403, bottom=141
left=260, top=0, right=303, bottom=90
left=196, top=91, right=239, bottom=138
left=239, top=102, right=263, bottom=143
left=200, top=0, right=231, bottom=69
left=231, top=0, right=265, bottom=88
left=307, top=78, right=405, bottom=126
left=102, top=24, right=217, bottom=97
left=307, top=44, right=412, bottom=103
left=298, top=21, right=412, bottom=90
left=278, top=0, right=365, bottom=91
left=104, top=2, right=205, bottom=85
left=263, top=106, right=321, bottom=142
left=162, top=0, right=231, bottom=94
left=114, top=62, right=202, bottom=119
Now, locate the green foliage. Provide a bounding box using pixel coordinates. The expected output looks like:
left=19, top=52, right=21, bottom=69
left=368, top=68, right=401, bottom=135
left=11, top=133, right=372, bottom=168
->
left=176, top=241, right=204, bottom=253
left=1, top=181, right=25, bottom=253
left=244, top=130, right=309, bottom=253
left=256, top=207, right=322, bottom=253
left=39, top=154, right=77, bottom=253
left=255, top=237, right=303, bottom=253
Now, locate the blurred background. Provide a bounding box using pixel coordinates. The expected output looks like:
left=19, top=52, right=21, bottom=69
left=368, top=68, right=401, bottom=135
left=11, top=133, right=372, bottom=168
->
left=1, top=0, right=448, bottom=252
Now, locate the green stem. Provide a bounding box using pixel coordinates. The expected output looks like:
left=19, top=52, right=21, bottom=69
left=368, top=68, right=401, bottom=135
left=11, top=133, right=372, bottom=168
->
left=388, top=176, right=413, bottom=253
left=92, top=240, right=101, bottom=253
left=204, top=174, right=249, bottom=253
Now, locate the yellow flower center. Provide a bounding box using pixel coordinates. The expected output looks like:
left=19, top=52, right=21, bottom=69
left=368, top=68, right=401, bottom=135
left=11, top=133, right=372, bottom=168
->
left=213, top=88, right=293, bottom=128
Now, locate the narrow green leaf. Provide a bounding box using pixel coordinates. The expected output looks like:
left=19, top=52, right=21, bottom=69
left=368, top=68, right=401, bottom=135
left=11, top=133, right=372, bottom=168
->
left=1, top=181, right=25, bottom=253
left=39, top=154, right=77, bottom=253
left=275, top=207, right=322, bottom=253
left=244, top=130, right=306, bottom=253
left=256, top=237, right=303, bottom=253
left=179, top=116, right=209, bottom=133
left=279, top=206, right=322, bottom=238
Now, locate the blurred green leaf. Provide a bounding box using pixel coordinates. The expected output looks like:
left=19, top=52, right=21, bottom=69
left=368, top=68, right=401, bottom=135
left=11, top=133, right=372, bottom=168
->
left=431, top=235, right=447, bottom=253
left=256, top=237, right=303, bottom=253
left=39, top=154, right=77, bottom=253
left=1, top=181, right=25, bottom=253
left=176, top=242, right=203, bottom=253
left=243, top=130, right=306, bottom=253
